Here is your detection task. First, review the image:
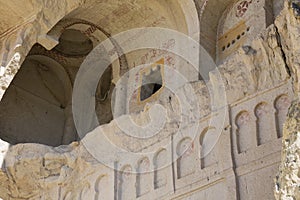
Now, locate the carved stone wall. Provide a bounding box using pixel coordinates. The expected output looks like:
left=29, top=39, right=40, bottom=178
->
left=0, top=0, right=299, bottom=200
left=231, top=82, right=292, bottom=199
left=0, top=80, right=292, bottom=200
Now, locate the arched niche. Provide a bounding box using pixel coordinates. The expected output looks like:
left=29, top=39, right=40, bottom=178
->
left=94, top=175, right=111, bottom=200
left=199, top=127, right=217, bottom=169
left=255, top=102, right=276, bottom=145
left=274, top=94, right=290, bottom=138
left=153, top=149, right=168, bottom=189
left=118, top=165, right=136, bottom=200
left=200, top=0, right=237, bottom=61
left=54, top=29, right=93, bottom=57
left=0, top=54, right=74, bottom=146
left=48, top=21, right=118, bottom=126
left=48, top=19, right=126, bottom=121
left=176, top=137, right=196, bottom=179
left=136, top=157, right=151, bottom=197
left=235, top=110, right=256, bottom=153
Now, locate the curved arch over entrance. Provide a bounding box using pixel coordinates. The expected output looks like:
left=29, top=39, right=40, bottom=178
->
left=0, top=55, right=73, bottom=146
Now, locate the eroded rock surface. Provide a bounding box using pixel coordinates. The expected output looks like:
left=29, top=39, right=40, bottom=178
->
left=1, top=0, right=300, bottom=200
left=274, top=1, right=300, bottom=200
left=275, top=101, right=300, bottom=200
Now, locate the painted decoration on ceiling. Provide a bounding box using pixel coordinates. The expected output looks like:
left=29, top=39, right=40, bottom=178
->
left=236, top=0, right=253, bottom=18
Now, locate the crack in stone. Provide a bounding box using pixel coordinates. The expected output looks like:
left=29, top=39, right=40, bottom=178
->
left=274, top=24, right=292, bottom=77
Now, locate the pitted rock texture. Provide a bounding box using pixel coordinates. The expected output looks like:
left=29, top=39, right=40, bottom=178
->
left=275, top=101, right=300, bottom=200
left=0, top=0, right=300, bottom=200
left=274, top=1, right=300, bottom=200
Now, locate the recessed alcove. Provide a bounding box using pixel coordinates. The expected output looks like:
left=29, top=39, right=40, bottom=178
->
left=0, top=53, right=73, bottom=146
left=0, top=28, right=95, bottom=146
left=0, top=25, right=121, bottom=146
left=54, top=29, right=93, bottom=57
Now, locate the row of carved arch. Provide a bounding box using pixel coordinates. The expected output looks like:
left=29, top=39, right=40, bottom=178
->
left=61, top=174, right=111, bottom=200
left=60, top=91, right=289, bottom=199
left=235, top=94, right=290, bottom=153
left=118, top=149, right=168, bottom=199
left=118, top=126, right=219, bottom=199
left=176, top=126, right=218, bottom=179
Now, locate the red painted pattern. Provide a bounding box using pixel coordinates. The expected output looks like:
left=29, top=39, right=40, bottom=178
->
left=236, top=0, right=253, bottom=17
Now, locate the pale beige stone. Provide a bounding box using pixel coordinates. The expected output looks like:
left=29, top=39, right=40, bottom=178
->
left=0, top=0, right=299, bottom=200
